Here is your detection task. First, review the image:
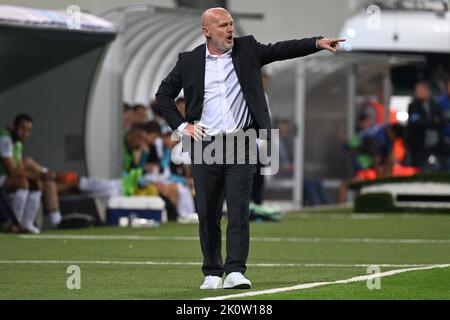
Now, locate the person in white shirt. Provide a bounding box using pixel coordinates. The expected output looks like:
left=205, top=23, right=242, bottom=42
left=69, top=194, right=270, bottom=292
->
left=156, top=7, right=344, bottom=290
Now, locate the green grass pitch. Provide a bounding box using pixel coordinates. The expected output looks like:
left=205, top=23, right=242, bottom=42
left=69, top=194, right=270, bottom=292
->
left=1, top=208, right=449, bottom=300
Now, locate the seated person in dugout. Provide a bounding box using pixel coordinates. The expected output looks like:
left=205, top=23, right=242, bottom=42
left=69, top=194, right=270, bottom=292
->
left=348, top=113, right=419, bottom=182
left=141, top=125, right=197, bottom=223
left=0, top=114, right=62, bottom=233
left=49, top=123, right=177, bottom=204
left=119, top=121, right=181, bottom=220
left=138, top=121, right=182, bottom=220
left=49, top=123, right=180, bottom=220
left=122, top=120, right=196, bottom=223
left=44, top=124, right=151, bottom=199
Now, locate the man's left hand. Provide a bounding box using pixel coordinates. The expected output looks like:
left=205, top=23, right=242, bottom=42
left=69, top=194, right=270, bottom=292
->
left=317, top=38, right=346, bottom=53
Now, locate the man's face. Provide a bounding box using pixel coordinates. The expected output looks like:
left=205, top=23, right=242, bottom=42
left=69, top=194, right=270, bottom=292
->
left=358, top=117, right=373, bottom=130
left=415, top=84, right=430, bottom=101
left=15, top=120, right=33, bottom=142
left=127, top=129, right=146, bottom=150
left=134, top=107, right=149, bottom=124
left=123, top=109, right=133, bottom=122
left=203, top=10, right=234, bottom=53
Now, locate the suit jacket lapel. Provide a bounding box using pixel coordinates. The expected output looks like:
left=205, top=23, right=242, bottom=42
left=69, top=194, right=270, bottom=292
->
left=231, top=43, right=243, bottom=89
left=196, top=44, right=206, bottom=100
left=186, top=44, right=206, bottom=120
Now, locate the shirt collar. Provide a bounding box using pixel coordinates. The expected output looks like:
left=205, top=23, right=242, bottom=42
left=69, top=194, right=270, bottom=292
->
left=205, top=42, right=232, bottom=59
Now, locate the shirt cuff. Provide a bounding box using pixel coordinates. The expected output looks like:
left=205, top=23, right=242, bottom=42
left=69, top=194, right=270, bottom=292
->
left=176, top=122, right=188, bottom=138
left=316, top=36, right=324, bottom=49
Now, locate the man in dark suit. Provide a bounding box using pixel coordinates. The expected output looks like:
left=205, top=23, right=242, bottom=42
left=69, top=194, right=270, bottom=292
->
left=156, top=7, right=344, bottom=290
left=407, top=81, right=445, bottom=168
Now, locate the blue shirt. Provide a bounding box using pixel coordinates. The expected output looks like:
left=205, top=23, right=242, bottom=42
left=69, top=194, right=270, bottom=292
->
left=437, top=94, right=450, bottom=137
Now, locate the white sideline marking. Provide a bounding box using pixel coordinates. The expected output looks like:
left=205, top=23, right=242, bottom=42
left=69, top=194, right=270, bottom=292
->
left=288, top=214, right=386, bottom=220
left=18, top=235, right=200, bottom=241
left=202, top=264, right=450, bottom=300
left=286, top=213, right=450, bottom=220
left=0, top=260, right=447, bottom=269
left=0, top=260, right=201, bottom=266
left=18, top=234, right=450, bottom=244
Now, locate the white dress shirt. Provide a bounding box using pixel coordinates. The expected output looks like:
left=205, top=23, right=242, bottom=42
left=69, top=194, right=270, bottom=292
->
left=177, top=44, right=253, bottom=136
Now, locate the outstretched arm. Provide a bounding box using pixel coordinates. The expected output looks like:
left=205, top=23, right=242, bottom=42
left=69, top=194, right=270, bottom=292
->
left=256, top=36, right=345, bottom=66
left=256, top=36, right=321, bottom=66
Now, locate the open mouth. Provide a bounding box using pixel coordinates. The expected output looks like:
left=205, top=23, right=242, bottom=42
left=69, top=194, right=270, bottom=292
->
left=226, top=35, right=233, bottom=42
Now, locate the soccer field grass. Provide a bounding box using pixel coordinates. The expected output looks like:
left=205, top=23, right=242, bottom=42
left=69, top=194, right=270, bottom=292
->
left=1, top=209, right=450, bottom=300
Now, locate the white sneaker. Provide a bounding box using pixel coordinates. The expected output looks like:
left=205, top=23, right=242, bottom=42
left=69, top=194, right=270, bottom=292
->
left=49, top=211, right=62, bottom=226
left=223, top=272, right=251, bottom=289
left=25, top=224, right=40, bottom=234
left=200, top=276, right=223, bottom=290
left=178, top=213, right=199, bottom=224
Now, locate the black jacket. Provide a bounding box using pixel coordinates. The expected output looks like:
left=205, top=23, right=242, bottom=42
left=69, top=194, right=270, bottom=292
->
left=407, top=98, right=445, bottom=150
left=155, top=35, right=322, bottom=138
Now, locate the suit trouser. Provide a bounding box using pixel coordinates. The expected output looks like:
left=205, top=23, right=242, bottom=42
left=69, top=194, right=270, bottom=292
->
left=188, top=134, right=257, bottom=277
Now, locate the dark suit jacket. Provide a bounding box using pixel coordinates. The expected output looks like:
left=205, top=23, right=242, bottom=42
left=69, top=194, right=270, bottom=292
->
left=155, top=35, right=322, bottom=138
left=407, top=98, right=445, bottom=150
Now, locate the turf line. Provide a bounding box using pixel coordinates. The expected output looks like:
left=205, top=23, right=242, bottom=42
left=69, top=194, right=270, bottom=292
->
left=287, top=213, right=449, bottom=220
left=0, top=260, right=447, bottom=269
left=202, top=264, right=450, bottom=300
left=17, top=234, right=450, bottom=244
